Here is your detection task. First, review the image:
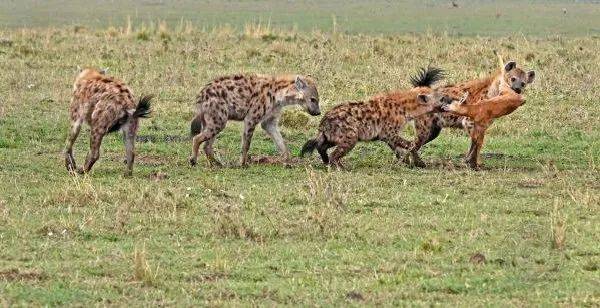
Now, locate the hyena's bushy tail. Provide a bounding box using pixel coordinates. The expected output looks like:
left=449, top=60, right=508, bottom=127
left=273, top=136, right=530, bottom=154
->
left=108, top=95, right=153, bottom=133
left=134, top=95, right=153, bottom=118
left=190, top=114, right=203, bottom=136
left=409, top=66, right=445, bottom=88
left=301, top=133, right=325, bottom=157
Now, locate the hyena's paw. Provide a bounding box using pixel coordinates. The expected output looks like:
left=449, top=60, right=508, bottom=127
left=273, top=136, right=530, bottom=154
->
left=412, top=158, right=427, bottom=168
left=466, top=160, right=482, bottom=171
left=208, top=159, right=223, bottom=168
left=401, top=153, right=411, bottom=166
left=239, top=155, right=251, bottom=168
left=328, top=161, right=347, bottom=171
left=189, top=156, right=197, bottom=167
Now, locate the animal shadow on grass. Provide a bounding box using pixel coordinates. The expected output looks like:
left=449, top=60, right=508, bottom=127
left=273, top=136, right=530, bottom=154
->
left=250, top=155, right=303, bottom=166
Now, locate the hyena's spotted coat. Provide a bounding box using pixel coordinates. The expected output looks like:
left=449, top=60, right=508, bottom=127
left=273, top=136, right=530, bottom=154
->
left=189, top=74, right=320, bottom=167
left=301, top=67, right=464, bottom=168
left=64, top=68, right=153, bottom=176
left=407, top=57, right=535, bottom=169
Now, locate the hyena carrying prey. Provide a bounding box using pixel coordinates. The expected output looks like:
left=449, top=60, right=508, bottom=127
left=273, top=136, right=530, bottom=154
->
left=189, top=74, right=320, bottom=167
left=301, top=67, right=465, bottom=168
left=64, top=68, right=153, bottom=176
left=406, top=54, right=535, bottom=170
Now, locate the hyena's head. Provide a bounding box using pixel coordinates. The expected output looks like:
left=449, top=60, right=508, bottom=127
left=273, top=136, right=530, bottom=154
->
left=502, top=61, right=535, bottom=94
left=440, top=92, right=470, bottom=114
left=410, top=89, right=466, bottom=118
left=286, top=76, right=321, bottom=116
left=74, top=67, right=108, bottom=88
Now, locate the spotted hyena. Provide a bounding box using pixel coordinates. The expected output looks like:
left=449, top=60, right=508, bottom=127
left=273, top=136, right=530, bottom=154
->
left=406, top=54, right=535, bottom=169
left=301, top=67, right=465, bottom=168
left=64, top=68, right=153, bottom=176
left=189, top=74, right=320, bottom=167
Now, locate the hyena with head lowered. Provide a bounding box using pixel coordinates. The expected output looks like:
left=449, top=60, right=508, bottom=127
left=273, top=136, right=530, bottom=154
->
left=64, top=68, right=153, bottom=176
left=406, top=54, right=535, bottom=170
left=301, top=67, right=465, bottom=168
left=189, top=74, right=320, bottom=167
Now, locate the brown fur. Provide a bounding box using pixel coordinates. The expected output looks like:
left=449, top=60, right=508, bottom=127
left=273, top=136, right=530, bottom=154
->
left=301, top=88, right=462, bottom=168
left=189, top=73, right=320, bottom=167
left=64, top=68, right=153, bottom=176
left=441, top=87, right=525, bottom=169
left=407, top=59, right=535, bottom=169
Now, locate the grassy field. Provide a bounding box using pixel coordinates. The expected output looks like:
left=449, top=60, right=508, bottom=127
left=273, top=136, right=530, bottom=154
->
left=1, top=0, right=600, bottom=36
left=1, top=7, right=600, bottom=307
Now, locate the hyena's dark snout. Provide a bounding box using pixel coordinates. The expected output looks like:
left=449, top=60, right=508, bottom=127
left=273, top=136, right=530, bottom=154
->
left=307, top=105, right=321, bottom=116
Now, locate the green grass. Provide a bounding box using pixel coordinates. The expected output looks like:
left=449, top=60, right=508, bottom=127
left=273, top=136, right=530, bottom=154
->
left=0, top=21, right=599, bottom=306
left=1, top=0, right=600, bottom=36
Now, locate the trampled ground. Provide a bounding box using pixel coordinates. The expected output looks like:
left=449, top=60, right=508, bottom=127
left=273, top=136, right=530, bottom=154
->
left=0, top=7, right=599, bottom=306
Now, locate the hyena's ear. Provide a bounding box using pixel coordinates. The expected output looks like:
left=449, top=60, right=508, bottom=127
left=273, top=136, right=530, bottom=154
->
left=504, top=61, right=517, bottom=72
left=295, top=76, right=307, bottom=90
left=526, top=70, right=536, bottom=84
left=417, top=94, right=430, bottom=103
left=100, top=67, right=109, bottom=75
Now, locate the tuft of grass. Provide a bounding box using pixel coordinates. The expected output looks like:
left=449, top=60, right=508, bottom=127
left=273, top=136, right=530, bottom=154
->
left=279, top=110, right=310, bottom=130
left=551, top=201, right=567, bottom=250
left=133, top=244, right=159, bottom=287
left=208, top=202, right=263, bottom=242
left=300, top=169, right=348, bottom=238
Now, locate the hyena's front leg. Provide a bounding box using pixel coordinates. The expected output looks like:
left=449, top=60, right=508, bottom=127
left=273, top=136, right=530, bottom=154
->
left=80, top=128, right=105, bottom=174
left=462, top=118, right=476, bottom=163
left=240, top=118, right=259, bottom=167
left=64, top=119, right=83, bottom=174
left=405, top=118, right=441, bottom=168
left=261, top=117, right=290, bottom=163
left=466, top=125, right=487, bottom=170
left=384, top=134, right=412, bottom=161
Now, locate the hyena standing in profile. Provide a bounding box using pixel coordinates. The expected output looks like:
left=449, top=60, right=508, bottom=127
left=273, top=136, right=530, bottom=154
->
left=189, top=74, right=320, bottom=167
left=301, top=67, right=465, bottom=168
left=64, top=68, right=153, bottom=176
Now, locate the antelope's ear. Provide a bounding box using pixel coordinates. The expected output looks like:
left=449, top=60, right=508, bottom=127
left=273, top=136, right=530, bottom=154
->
left=417, top=94, right=429, bottom=103
left=100, top=67, right=109, bottom=75
left=526, top=70, right=536, bottom=84
left=504, top=61, right=516, bottom=72
left=459, top=92, right=469, bottom=104
left=295, top=76, right=307, bottom=90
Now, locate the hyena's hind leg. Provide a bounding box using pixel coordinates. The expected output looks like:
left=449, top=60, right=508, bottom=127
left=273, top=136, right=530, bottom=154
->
left=240, top=117, right=260, bottom=167
left=122, top=121, right=139, bottom=176
left=203, top=136, right=222, bottom=167
left=328, top=135, right=357, bottom=169
left=317, top=141, right=334, bottom=164
left=80, top=127, right=106, bottom=174
left=64, top=118, right=83, bottom=174
left=189, top=117, right=225, bottom=167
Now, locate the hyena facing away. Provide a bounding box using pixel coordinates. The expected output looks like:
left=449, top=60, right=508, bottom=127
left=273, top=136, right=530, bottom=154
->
left=64, top=68, right=153, bottom=176
left=189, top=74, right=320, bottom=167
left=301, top=67, right=465, bottom=168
